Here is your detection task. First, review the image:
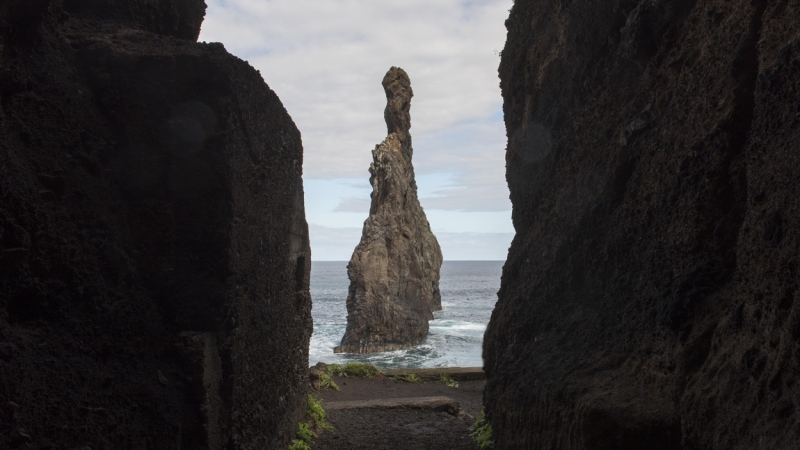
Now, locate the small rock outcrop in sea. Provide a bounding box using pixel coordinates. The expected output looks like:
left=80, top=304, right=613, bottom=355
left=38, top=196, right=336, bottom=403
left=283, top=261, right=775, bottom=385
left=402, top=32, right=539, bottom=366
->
left=335, top=67, right=443, bottom=354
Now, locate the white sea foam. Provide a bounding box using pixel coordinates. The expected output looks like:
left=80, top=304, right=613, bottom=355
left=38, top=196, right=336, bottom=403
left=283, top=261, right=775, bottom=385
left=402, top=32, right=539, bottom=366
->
left=308, top=261, right=502, bottom=368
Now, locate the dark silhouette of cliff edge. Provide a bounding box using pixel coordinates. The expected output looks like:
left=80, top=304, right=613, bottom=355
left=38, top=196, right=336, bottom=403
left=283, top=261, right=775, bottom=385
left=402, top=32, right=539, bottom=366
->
left=335, top=67, right=443, bottom=354
left=484, top=0, right=800, bottom=448
left=0, top=1, right=311, bottom=448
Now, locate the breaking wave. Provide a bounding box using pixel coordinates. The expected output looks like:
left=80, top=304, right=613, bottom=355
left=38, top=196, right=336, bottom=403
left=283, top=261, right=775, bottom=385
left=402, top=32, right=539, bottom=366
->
left=308, top=261, right=502, bottom=369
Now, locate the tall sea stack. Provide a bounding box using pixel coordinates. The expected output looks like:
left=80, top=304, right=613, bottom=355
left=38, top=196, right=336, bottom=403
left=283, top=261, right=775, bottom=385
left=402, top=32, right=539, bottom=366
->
left=335, top=67, right=443, bottom=354
left=484, top=0, right=800, bottom=448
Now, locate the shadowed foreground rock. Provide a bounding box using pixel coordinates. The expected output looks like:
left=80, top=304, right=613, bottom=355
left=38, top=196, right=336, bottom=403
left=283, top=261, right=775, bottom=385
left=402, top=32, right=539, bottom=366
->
left=335, top=67, right=442, bottom=354
left=484, top=0, right=800, bottom=448
left=0, top=1, right=311, bottom=448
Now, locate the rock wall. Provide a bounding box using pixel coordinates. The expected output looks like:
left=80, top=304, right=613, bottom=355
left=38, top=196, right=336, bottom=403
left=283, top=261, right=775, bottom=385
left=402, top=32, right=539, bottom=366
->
left=484, top=0, right=800, bottom=448
left=0, top=1, right=311, bottom=449
left=335, top=67, right=443, bottom=354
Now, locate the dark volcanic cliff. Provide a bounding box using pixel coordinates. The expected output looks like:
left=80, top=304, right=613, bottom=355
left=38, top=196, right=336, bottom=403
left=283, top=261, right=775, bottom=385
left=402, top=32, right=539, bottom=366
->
left=484, top=0, right=800, bottom=449
left=335, top=67, right=443, bottom=354
left=0, top=1, right=311, bottom=449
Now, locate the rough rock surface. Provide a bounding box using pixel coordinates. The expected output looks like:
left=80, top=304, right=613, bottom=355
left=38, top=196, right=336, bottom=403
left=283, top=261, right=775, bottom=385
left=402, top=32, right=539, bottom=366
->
left=335, top=67, right=442, bottom=354
left=0, top=1, right=311, bottom=449
left=484, top=0, right=800, bottom=448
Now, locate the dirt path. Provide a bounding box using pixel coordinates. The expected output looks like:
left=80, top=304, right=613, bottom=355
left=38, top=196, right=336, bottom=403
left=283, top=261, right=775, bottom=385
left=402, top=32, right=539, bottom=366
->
left=313, top=373, right=484, bottom=450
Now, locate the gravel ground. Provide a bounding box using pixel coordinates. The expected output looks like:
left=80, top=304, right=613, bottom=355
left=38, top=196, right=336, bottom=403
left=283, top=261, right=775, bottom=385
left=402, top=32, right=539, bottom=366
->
left=313, top=375, right=484, bottom=450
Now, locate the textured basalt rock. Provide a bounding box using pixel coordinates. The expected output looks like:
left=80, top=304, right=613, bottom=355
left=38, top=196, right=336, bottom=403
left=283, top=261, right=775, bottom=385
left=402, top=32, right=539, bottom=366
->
left=335, top=67, right=443, bottom=354
left=0, top=1, right=311, bottom=448
left=484, top=0, right=800, bottom=448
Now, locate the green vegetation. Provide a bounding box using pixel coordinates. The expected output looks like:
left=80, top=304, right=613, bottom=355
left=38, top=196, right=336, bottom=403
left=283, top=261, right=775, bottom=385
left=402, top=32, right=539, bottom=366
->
left=289, top=423, right=314, bottom=450
left=293, top=422, right=316, bottom=449
left=393, top=373, right=423, bottom=383
left=470, top=410, right=494, bottom=449
left=319, top=371, right=339, bottom=390
left=288, top=394, right=333, bottom=450
left=326, top=361, right=382, bottom=378
left=297, top=422, right=315, bottom=442
left=439, top=373, right=459, bottom=388
left=288, top=438, right=311, bottom=450
left=307, top=394, right=333, bottom=432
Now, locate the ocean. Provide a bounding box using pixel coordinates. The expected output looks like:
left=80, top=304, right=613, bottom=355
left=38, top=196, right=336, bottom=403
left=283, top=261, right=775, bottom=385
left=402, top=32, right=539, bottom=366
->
left=309, top=260, right=503, bottom=369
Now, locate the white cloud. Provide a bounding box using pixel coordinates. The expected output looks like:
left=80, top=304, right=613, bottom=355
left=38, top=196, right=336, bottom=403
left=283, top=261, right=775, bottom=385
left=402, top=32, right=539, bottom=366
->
left=333, top=197, right=370, bottom=213
left=436, top=231, right=513, bottom=260
left=201, top=0, right=515, bottom=258
left=201, top=0, right=512, bottom=176
left=307, top=224, right=363, bottom=262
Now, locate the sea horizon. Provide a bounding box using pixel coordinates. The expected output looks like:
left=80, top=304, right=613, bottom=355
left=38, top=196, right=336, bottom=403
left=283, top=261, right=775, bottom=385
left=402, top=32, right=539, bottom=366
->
left=310, top=259, right=506, bottom=262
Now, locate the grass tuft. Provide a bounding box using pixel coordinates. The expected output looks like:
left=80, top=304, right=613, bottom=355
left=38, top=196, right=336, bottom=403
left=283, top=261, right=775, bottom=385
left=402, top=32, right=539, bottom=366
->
left=288, top=439, right=311, bottom=450
left=393, top=373, right=423, bottom=383
left=289, top=422, right=315, bottom=450
left=319, top=371, right=339, bottom=390
left=296, top=422, right=316, bottom=442
left=470, top=410, right=494, bottom=449
left=439, top=374, right=459, bottom=388
left=288, top=394, right=333, bottom=449
left=326, top=361, right=382, bottom=378
left=307, top=394, right=334, bottom=432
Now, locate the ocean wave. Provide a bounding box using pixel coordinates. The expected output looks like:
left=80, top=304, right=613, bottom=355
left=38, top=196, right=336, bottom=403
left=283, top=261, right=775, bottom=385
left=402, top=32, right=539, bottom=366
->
left=309, top=261, right=500, bottom=368
left=430, top=320, right=486, bottom=332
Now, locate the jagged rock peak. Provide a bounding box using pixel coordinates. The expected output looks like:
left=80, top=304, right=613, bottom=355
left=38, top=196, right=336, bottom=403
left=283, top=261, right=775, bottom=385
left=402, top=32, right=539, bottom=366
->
left=383, top=66, right=413, bottom=139
left=335, top=67, right=442, bottom=355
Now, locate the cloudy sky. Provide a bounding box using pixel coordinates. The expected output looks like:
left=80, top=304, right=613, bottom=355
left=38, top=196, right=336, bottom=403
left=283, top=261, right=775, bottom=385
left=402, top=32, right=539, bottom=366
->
left=200, top=0, right=514, bottom=260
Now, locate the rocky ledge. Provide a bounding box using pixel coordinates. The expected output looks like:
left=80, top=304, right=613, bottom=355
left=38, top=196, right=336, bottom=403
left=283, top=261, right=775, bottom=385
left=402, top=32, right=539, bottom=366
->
left=335, top=67, right=443, bottom=354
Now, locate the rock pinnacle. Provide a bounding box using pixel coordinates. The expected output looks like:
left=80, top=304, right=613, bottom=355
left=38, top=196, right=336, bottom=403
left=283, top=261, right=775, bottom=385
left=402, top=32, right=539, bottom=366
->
left=335, top=67, right=443, bottom=354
